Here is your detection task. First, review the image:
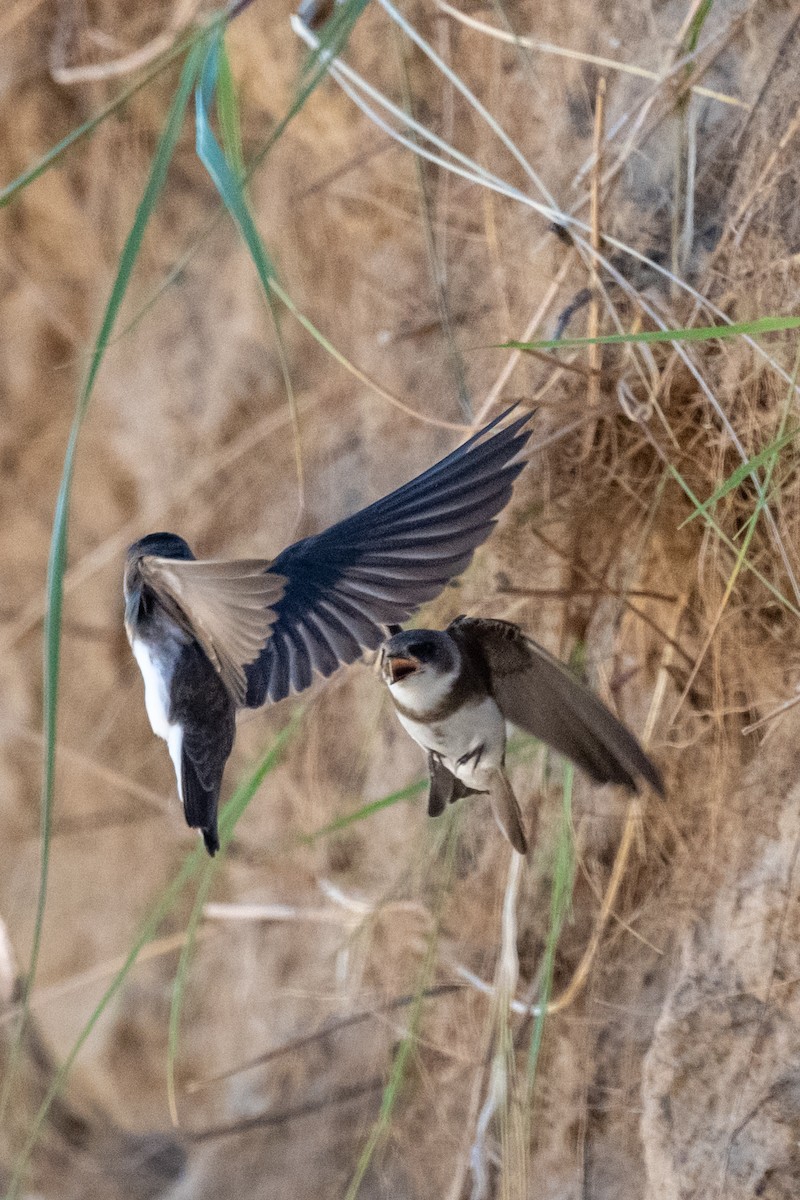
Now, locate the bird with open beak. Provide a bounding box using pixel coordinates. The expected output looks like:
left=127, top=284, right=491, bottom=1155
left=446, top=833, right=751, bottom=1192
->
left=380, top=616, right=664, bottom=854
left=124, top=407, right=532, bottom=854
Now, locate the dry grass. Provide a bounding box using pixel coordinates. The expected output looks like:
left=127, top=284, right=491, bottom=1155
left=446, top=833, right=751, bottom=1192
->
left=3, top=1, right=800, bottom=1197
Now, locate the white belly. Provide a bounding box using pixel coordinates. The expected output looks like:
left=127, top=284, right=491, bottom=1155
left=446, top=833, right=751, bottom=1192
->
left=131, top=638, right=185, bottom=801
left=395, top=695, right=506, bottom=788
left=132, top=638, right=173, bottom=739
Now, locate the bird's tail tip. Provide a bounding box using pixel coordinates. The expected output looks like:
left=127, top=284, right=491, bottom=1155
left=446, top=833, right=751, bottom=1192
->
left=202, top=826, right=220, bottom=856
left=488, top=768, right=529, bottom=856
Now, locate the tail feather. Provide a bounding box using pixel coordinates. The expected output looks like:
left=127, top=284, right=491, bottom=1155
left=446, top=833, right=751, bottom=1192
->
left=181, top=747, right=220, bottom=857
left=487, top=768, right=528, bottom=855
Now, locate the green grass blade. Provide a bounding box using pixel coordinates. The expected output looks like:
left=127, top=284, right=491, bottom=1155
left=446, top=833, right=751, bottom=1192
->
left=219, top=717, right=301, bottom=842
left=679, top=425, right=800, bottom=527
left=234, top=0, right=371, bottom=186
left=166, top=716, right=299, bottom=1124
left=216, top=38, right=245, bottom=178
left=101, top=3, right=374, bottom=375
left=693, top=346, right=800, bottom=621
left=196, top=31, right=305, bottom=490
left=297, top=0, right=372, bottom=84
left=0, top=25, right=208, bottom=208
left=0, top=32, right=208, bottom=1152
left=665, top=460, right=800, bottom=618
left=300, top=778, right=427, bottom=844
left=684, top=0, right=715, bottom=54
left=196, top=32, right=279, bottom=290
left=5, top=847, right=205, bottom=1200
left=526, top=763, right=574, bottom=1097
left=7, top=719, right=296, bottom=1197
left=502, top=314, right=800, bottom=352
left=298, top=737, right=542, bottom=848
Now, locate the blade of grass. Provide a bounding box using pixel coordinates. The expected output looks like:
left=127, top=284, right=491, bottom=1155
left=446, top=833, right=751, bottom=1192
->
left=502, top=314, right=800, bottom=352
left=216, top=38, right=245, bottom=178
left=239, top=0, right=372, bottom=186
left=684, top=0, right=716, bottom=54
left=6, top=720, right=296, bottom=1199
left=297, top=0, right=372, bottom=83
left=662, top=458, right=800, bottom=619
left=298, top=735, right=541, bottom=849
left=102, top=5, right=468, bottom=436
left=679, top=425, right=800, bottom=527
left=0, top=24, right=210, bottom=207
left=196, top=29, right=304, bottom=500
left=166, top=715, right=299, bottom=1125
left=671, top=343, right=800, bottom=719
left=299, top=777, right=428, bottom=844
left=196, top=29, right=280, bottom=305
left=0, top=34, right=209, bottom=1143
left=5, top=847, right=205, bottom=1200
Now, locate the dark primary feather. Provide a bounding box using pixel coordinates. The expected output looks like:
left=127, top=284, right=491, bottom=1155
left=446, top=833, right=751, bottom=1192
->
left=244, top=407, right=532, bottom=706
left=449, top=616, right=664, bottom=796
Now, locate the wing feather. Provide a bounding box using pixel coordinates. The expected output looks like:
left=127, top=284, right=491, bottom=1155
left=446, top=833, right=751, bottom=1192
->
left=139, top=557, right=286, bottom=704
left=245, top=407, right=533, bottom=706
left=449, top=616, right=664, bottom=796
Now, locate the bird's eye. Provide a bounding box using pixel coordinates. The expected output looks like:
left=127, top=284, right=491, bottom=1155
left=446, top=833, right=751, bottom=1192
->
left=408, top=640, right=434, bottom=659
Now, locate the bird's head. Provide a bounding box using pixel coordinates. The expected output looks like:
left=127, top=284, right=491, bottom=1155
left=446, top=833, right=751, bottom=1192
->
left=124, top=532, right=195, bottom=626
left=380, top=629, right=459, bottom=690
left=126, top=532, right=195, bottom=564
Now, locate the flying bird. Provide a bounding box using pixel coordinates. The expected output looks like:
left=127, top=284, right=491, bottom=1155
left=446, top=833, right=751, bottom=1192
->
left=124, top=407, right=532, bottom=854
left=380, top=616, right=664, bottom=854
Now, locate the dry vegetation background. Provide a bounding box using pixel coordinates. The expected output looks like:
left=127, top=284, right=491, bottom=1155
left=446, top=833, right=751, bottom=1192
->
left=3, top=0, right=800, bottom=1196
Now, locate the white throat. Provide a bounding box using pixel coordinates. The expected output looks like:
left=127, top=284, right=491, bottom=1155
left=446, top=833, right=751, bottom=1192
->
left=387, top=662, right=459, bottom=715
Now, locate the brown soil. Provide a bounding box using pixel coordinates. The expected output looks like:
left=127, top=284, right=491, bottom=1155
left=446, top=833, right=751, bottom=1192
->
left=3, top=1, right=800, bottom=1197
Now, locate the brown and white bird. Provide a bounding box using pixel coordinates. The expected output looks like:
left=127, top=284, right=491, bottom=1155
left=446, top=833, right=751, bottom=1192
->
left=380, top=616, right=664, bottom=854
left=124, top=408, right=532, bottom=854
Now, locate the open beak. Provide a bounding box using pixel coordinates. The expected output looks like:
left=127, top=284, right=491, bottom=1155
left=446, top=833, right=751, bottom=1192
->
left=384, top=654, right=419, bottom=684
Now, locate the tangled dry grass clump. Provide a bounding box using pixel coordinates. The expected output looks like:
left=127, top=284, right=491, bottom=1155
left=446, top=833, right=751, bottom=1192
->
left=3, top=0, right=800, bottom=1197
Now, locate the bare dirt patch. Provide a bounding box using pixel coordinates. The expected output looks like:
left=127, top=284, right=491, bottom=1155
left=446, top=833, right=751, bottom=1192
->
left=3, top=1, right=800, bottom=1197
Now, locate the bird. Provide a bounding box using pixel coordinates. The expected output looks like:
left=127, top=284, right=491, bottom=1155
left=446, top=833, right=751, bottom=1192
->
left=379, top=616, right=665, bottom=855
left=123, top=407, right=532, bottom=854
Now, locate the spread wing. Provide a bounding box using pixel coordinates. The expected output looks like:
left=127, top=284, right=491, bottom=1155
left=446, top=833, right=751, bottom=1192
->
left=449, top=616, right=664, bottom=795
left=138, top=557, right=286, bottom=705
left=244, top=407, right=533, bottom=706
